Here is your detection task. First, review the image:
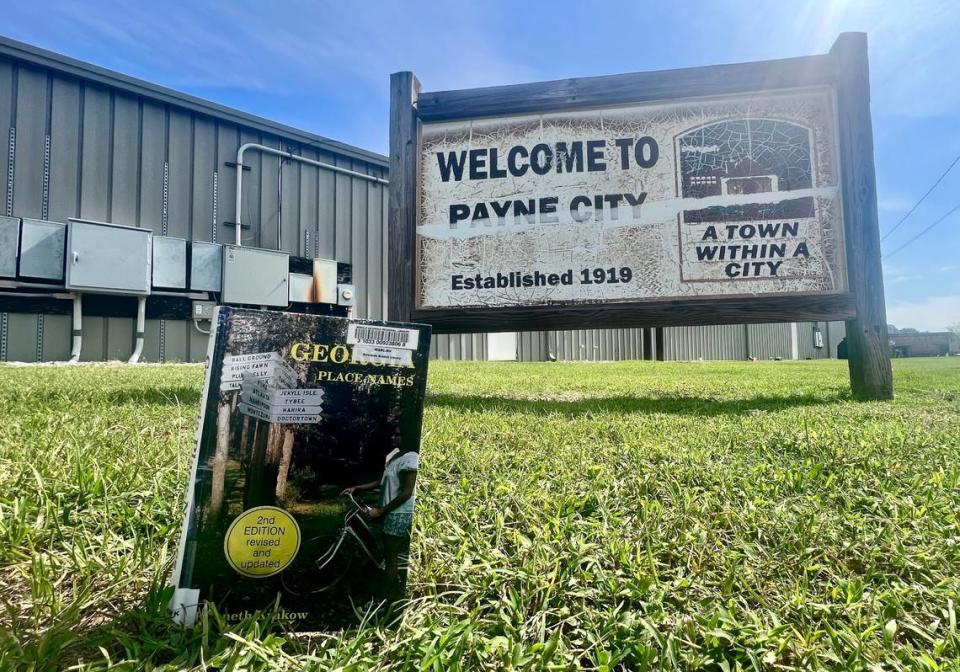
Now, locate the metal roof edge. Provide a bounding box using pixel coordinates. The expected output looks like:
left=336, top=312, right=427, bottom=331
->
left=0, top=34, right=388, bottom=169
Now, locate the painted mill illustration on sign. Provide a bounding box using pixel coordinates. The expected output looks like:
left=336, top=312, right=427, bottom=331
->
left=415, top=87, right=846, bottom=309
left=220, top=352, right=324, bottom=425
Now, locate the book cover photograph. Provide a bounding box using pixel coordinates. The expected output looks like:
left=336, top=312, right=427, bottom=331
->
left=169, top=307, right=431, bottom=629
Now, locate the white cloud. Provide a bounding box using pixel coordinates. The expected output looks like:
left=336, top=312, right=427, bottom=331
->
left=20, top=1, right=537, bottom=95
left=883, top=263, right=915, bottom=285
left=877, top=196, right=911, bottom=213
left=887, top=295, right=960, bottom=331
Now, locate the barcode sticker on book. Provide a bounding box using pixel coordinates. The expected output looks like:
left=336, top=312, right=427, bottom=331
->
left=347, top=323, right=419, bottom=350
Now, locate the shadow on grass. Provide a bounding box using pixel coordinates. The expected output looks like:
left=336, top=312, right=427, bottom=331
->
left=426, top=391, right=850, bottom=417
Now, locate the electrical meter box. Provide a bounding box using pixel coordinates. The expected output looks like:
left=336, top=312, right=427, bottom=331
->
left=221, top=245, right=288, bottom=307
left=152, top=236, right=187, bottom=289
left=190, top=242, right=222, bottom=292
left=20, top=218, right=66, bottom=281
left=0, top=216, right=18, bottom=278
left=65, top=219, right=152, bottom=295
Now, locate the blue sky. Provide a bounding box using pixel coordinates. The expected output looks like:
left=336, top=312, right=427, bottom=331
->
left=4, top=0, right=959, bottom=330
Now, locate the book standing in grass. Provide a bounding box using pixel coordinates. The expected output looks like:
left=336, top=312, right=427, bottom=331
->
left=169, top=307, right=431, bottom=629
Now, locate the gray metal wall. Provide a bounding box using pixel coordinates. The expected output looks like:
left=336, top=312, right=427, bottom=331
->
left=662, top=324, right=748, bottom=361
left=516, top=321, right=846, bottom=362
left=428, top=333, right=487, bottom=361
left=542, top=329, right=646, bottom=362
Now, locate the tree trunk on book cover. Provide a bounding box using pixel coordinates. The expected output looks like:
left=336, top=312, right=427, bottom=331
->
left=250, top=421, right=260, bottom=464
left=230, top=392, right=242, bottom=444
left=265, top=422, right=283, bottom=463
left=245, top=422, right=282, bottom=507
left=275, top=429, right=295, bottom=502
left=209, top=395, right=233, bottom=516
left=239, top=415, right=250, bottom=462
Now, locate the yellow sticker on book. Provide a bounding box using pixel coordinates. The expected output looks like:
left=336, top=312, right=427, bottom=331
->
left=224, top=506, right=301, bottom=578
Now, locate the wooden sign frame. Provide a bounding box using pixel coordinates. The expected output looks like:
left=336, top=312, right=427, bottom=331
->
left=389, top=32, right=892, bottom=399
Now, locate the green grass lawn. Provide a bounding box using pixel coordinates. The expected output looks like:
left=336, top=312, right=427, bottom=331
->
left=1, top=358, right=958, bottom=670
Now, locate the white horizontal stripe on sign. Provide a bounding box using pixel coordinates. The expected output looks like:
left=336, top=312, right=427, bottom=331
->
left=416, top=186, right=839, bottom=241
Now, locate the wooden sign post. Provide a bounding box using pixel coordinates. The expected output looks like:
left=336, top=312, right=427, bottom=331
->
left=831, top=34, right=893, bottom=400
left=389, top=32, right=892, bottom=400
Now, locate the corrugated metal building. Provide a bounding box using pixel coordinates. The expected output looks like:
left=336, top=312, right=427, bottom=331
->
left=511, top=321, right=845, bottom=362
left=0, top=37, right=843, bottom=364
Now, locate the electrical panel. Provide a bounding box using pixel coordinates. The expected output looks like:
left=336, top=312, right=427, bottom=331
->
left=152, top=236, right=187, bottom=289
left=19, top=219, right=67, bottom=281
left=312, top=258, right=338, bottom=304
left=65, top=219, right=152, bottom=295
left=288, top=273, right=313, bottom=303
left=0, top=216, right=18, bottom=278
left=190, top=242, right=222, bottom=292
left=221, top=245, right=288, bottom=307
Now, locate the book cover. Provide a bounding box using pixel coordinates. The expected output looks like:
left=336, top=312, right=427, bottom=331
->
left=169, top=307, right=431, bottom=629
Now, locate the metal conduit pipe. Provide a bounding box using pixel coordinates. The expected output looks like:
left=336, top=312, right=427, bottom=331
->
left=233, top=142, right=389, bottom=246
left=68, top=294, right=83, bottom=363
left=192, top=318, right=212, bottom=336
left=0, top=290, right=74, bottom=299
left=128, top=295, right=146, bottom=363
left=0, top=279, right=75, bottom=291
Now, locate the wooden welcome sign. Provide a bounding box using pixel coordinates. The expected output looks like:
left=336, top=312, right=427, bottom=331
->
left=388, top=32, right=892, bottom=400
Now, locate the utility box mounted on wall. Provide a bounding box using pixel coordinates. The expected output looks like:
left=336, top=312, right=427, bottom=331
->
left=288, top=273, right=313, bottom=303
left=221, top=245, right=288, bottom=307
left=312, top=258, right=339, bottom=305
left=20, top=218, right=66, bottom=281
left=65, top=219, right=152, bottom=295
left=152, top=236, right=187, bottom=289
left=190, top=242, right=222, bottom=292
left=0, top=216, right=18, bottom=278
